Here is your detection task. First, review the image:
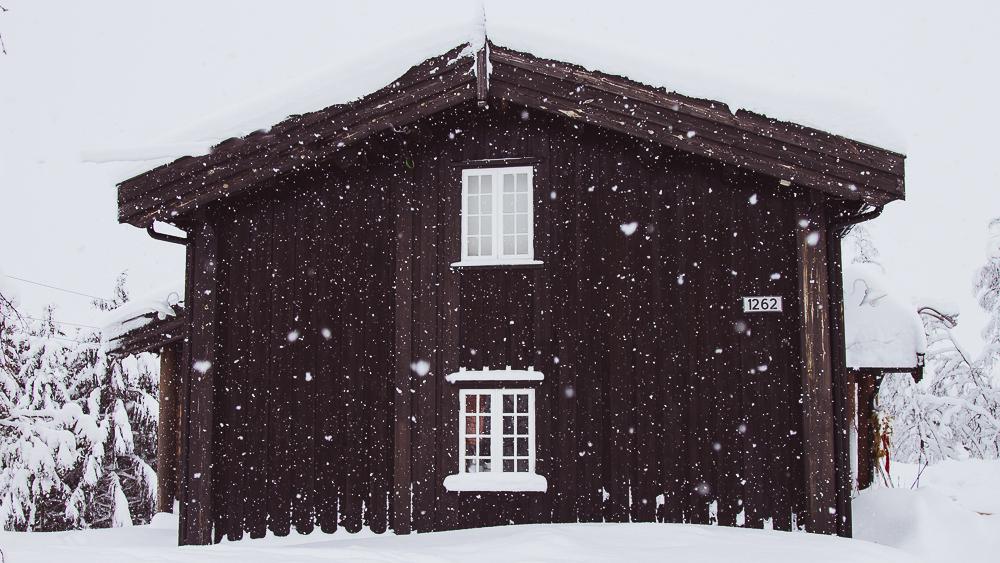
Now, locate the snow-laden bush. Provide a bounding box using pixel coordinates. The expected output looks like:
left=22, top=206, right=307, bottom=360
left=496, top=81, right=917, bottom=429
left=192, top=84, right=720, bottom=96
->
left=0, top=274, right=158, bottom=531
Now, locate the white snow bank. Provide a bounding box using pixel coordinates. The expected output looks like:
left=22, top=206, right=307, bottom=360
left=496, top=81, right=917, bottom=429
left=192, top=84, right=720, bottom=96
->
left=99, top=283, right=184, bottom=343
left=0, top=518, right=913, bottom=563
left=844, top=263, right=927, bottom=369
left=854, top=460, right=1000, bottom=563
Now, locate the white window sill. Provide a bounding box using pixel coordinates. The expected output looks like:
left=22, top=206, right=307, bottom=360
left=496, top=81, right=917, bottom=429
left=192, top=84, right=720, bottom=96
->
left=445, top=368, right=544, bottom=384
left=450, top=260, right=544, bottom=269
left=443, top=472, right=548, bottom=492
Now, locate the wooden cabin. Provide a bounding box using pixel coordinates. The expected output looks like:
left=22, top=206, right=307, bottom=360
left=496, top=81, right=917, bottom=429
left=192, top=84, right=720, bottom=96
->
left=115, top=43, right=906, bottom=546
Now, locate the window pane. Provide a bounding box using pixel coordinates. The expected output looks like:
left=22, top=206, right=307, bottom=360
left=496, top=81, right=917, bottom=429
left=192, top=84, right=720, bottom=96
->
left=465, top=395, right=476, bottom=413
left=468, top=175, right=479, bottom=195
left=516, top=214, right=528, bottom=234
left=503, top=459, right=515, bottom=472
left=481, top=175, right=492, bottom=195
left=517, top=173, right=529, bottom=193
left=468, top=195, right=479, bottom=215
left=517, top=459, right=528, bottom=473
left=503, top=215, right=514, bottom=235
left=468, top=215, right=479, bottom=235
left=466, top=459, right=477, bottom=473
left=517, top=394, right=528, bottom=413
left=465, top=437, right=476, bottom=456
left=504, top=174, right=515, bottom=193
left=503, top=437, right=514, bottom=456
left=517, top=415, right=528, bottom=434
left=503, top=236, right=514, bottom=256
left=479, top=459, right=491, bottom=472
left=480, top=416, right=491, bottom=434
left=503, top=416, right=514, bottom=435
left=479, top=394, right=491, bottom=412
left=467, top=237, right=479, bottom=257
left=503, top=394, right=514, bottom=413
left=516, top=193, right=529, bottom=213
left=481, top=236, right=492, bottom=256
left=503, top=193, right=515, bottom=213
left=465, top=415, right=477, bottom=435
left=480, top=216, right=492, bottom=235
left=479, top=437, right=491, bottom=456
left=516, top=235, right=529, bottom=256
left=481, top=193, right=492, bottom=213
left=517, top=437, right=528, bottom=456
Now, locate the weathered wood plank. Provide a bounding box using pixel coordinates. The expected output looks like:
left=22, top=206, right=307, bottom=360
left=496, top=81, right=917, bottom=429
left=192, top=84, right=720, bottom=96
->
left=178, top=218, right=218, bottom=546
left=796, top=191, right=838, bottom=534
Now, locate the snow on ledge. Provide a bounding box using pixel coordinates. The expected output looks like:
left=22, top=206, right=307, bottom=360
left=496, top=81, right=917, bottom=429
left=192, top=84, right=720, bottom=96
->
left=450, top=259, right=544, bottom=268
left=443, top=472, right=547, bottom=492
left=445, top=368, right=544, bottom=384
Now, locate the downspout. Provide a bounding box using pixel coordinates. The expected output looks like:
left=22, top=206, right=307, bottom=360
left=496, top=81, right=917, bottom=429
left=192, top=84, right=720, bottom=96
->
left=825, top=203, right=884, bottom=538
left=147, top=223, right=190, bottom=246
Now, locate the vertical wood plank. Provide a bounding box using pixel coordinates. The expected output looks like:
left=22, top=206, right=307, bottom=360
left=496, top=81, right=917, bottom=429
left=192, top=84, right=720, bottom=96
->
left=392, top=165, right=415, bottom=535
left=178, top=218, right=218, bottom=546
left=796, top=191, right=837, bottom=534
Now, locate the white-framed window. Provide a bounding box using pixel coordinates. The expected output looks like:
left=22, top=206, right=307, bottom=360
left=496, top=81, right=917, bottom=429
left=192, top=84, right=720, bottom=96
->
left=459, top=388, right=536, bottom=474
left=443, top=387, right=547, bottom=492
left=458, top=166, right=536, bottom=266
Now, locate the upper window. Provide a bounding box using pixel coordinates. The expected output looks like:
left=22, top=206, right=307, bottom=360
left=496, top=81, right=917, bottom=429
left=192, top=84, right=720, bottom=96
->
left=460, top=166, right=535, bottom=265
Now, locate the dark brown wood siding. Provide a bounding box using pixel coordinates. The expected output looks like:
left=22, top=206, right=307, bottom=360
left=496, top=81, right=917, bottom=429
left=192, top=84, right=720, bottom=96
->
left=200, top=101, right=814, bottom=539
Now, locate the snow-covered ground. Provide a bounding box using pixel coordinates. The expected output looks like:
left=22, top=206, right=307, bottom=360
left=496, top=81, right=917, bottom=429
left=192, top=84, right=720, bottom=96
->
left=0, top=518, right=910, bottom=563
left=854, top=460, right=1000, bottom=563
left=1, top=459, right=996, bottom=563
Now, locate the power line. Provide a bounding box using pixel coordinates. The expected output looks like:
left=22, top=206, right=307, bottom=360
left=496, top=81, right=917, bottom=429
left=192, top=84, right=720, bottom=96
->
left=3, top=274, right=110, bottom=302
left=24, top=316, right=101, bottom=330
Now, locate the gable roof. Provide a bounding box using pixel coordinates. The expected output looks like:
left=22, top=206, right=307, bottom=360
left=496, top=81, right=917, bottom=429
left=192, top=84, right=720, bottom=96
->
left=117, top=42, right=905, bottom=227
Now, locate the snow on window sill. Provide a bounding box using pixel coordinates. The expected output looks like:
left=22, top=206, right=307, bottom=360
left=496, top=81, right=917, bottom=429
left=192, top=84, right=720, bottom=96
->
left=445, top=368, right=544, bottom=384
left=450, top=259, right=544, bottom=269
left=443, top=472, right=548, bottom=492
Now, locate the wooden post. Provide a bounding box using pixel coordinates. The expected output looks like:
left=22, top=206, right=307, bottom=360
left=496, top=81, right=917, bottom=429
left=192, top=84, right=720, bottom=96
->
left=392, top=177, right=414, bottom=534
left=178, top=219, right=218, bottom=545
left=825, top=221, right=853, bottom=537
left=157, top=344, right=180, bottom=513
left=855, top=372, right=878, bottom=490
left=475, top=42, right=489, bottom=106
left=795, top=192, right=837, bottom=534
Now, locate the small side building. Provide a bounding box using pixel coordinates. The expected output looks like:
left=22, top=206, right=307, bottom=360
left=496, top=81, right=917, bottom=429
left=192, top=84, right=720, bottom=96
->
left=114, top=42, right=907, bottom=545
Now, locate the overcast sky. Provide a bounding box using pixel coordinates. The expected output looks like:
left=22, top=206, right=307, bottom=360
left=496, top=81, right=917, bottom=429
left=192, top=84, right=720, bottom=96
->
left=1, top=1, right=997, bottom=354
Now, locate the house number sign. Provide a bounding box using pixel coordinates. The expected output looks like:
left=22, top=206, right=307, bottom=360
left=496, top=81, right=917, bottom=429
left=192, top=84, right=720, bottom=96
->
left=742, top=296, right=783, bottom=313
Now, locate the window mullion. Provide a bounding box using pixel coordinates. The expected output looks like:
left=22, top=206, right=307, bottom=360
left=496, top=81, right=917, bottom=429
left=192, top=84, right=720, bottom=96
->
left=492, top=171, right=501, bottom=261
left=490, top=390, right=502, bottom=473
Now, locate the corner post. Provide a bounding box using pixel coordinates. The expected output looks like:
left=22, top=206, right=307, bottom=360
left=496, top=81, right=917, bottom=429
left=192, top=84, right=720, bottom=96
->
left=178, top=218, right=218, bottom=545
left=157, top=343, right=180, bottom=513
left=825, top=217, right=853, bottom=537
left=795, top=191, right=837, bottom=534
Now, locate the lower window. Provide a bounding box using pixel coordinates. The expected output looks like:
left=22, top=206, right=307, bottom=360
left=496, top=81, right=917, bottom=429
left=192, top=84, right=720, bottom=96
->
left=444, top=388, right=546, bottom=492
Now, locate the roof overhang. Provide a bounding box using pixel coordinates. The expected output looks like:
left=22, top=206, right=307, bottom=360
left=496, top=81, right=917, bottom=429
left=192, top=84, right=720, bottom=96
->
left=117, top=42, right=905, bottom=227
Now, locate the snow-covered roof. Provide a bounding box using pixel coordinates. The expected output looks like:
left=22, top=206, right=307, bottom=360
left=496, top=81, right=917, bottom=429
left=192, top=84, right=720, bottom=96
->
left=844, top=263, right=927, bottom=369
left=100, top=284, right=183, bottom=347
left=116, top=37, right=904, bottom=227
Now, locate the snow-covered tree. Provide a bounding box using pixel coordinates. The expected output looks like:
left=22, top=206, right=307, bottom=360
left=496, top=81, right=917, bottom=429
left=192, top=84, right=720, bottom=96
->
left=1, top=273, right=159, bottom=530
left=0, top=304, right=85, bottom=531
left=65, top=274, right=158, bottom=528
left=973, top=218, right=1000, bottom=379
